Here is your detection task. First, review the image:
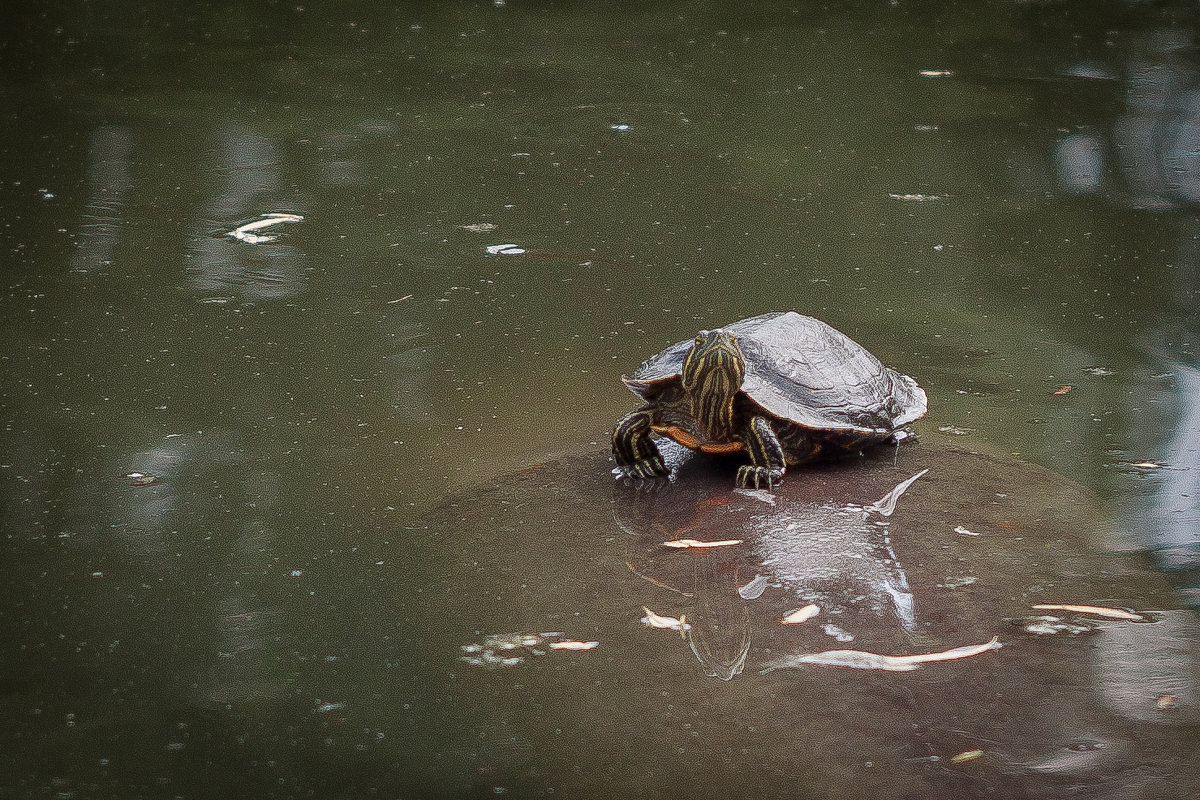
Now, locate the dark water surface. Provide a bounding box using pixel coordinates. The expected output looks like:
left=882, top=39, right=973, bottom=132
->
left=2, top=1, right=1198, bottom=798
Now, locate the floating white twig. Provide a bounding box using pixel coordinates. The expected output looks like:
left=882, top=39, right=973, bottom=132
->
left=661, top=538, right=743, bottom=549
left=781, top=604, right=821, bottom=625
left=226, top=212, right=304, bottom=244
left=1031, top=604, right=1146, bottom=621
left=762, top=636, right=1002, bottom=673
left=640, top=606, right=691, bottom=632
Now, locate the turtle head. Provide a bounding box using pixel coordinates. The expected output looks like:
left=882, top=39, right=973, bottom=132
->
left=681, top=329, right=746, bottom=439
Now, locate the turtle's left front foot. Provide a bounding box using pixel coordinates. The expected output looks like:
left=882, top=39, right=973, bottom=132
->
left=736, top=465, right=784, bottom=490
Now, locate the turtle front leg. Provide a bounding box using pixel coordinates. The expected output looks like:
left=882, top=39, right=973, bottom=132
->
left=736, top=416, right=789, bottom=489
left=612, top=407, right=669, bottom=479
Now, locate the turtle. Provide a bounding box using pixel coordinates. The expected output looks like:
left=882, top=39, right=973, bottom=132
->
left=611, top=311, right=928, bottom=489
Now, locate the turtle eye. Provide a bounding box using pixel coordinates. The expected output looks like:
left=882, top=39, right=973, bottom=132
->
left=694, top=333, right=707, bottom=345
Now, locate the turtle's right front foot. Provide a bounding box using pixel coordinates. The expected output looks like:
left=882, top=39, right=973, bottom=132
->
left=736, top=464, right=785, bottom=490
left=612, top=454, right=669, bottom=481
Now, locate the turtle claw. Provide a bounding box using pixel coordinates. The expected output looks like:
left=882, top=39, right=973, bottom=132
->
left=736, top=465, right=784, bottom=491
left=612, top=454, right=669, bottom=482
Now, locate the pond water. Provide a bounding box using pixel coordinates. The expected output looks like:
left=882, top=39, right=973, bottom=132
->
left=2, top=1, right=1198, bottom=797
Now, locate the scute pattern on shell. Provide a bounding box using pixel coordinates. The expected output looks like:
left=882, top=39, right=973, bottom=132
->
left=625, top=311, right=926, bottom=437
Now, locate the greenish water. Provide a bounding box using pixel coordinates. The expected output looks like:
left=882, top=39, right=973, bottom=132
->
left=2, top=1, right=1198, bottom=798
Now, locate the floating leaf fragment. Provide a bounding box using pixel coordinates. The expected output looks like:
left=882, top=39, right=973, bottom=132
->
left=1050, top=385, right=1075, bottom=396
left=1031, top=604, right=1145, bottom=621
left=864, top=469, right=927, bottom=516
left=640, top=607, right=690, bottom=632
left=782, top=604, right=821, bottom=625
left=950, top=750, right=984, bottom=764
left=737, top=573, right=769, bottom=600
left=661, top=538, right=743, bottom=549
left=1156, top=694, right=1177, bottom=710
left=547, top=640, right=599, bottom=651
left=761, top=636, right=1001, bottom=673
left=124, top=471, right=161, bottom=487
left=485, top=243, right=525, bottom=256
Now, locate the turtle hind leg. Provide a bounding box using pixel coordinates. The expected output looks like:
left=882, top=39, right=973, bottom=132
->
left=735, top=416, right=790, bottom=489
left=612, top=408, right=669, bottom=479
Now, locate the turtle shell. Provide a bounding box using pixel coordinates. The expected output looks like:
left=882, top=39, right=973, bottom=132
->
left=624, top=311, right=927, bottom=437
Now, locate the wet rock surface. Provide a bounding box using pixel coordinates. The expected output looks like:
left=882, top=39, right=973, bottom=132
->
left=419, top=437, right=1198, bottom=799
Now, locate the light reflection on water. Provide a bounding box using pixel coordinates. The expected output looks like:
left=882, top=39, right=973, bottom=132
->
left=0, top=1, right=1198, bottom=798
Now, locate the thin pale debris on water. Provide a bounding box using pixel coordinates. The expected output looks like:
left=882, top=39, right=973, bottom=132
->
left=640, top=606, right=690, bottom=633
left=661, top=538, right=743, bottom=549
left=781, top=604, right=821, bottom=625
left=226, top=212, right=303, bottom=244
left=124, top=471, right=161, bottom=487
left=863, top=469, right=927, bottom=517
left=485, top=243, right=525, bottom=256
left=761, top=636, right=1002, bottom=673
left=547, top=640, right=600, bottom=651
left=459, top=631, right=597, bottom=668
left=888, top=193, right=950, bottom=201
left=1031, top=603, right=1147, bottom=621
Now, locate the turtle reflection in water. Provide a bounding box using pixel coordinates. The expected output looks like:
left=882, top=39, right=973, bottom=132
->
left=615, top=442, right=923, bottom=681
left=612, top=312, right=927, bottom=488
